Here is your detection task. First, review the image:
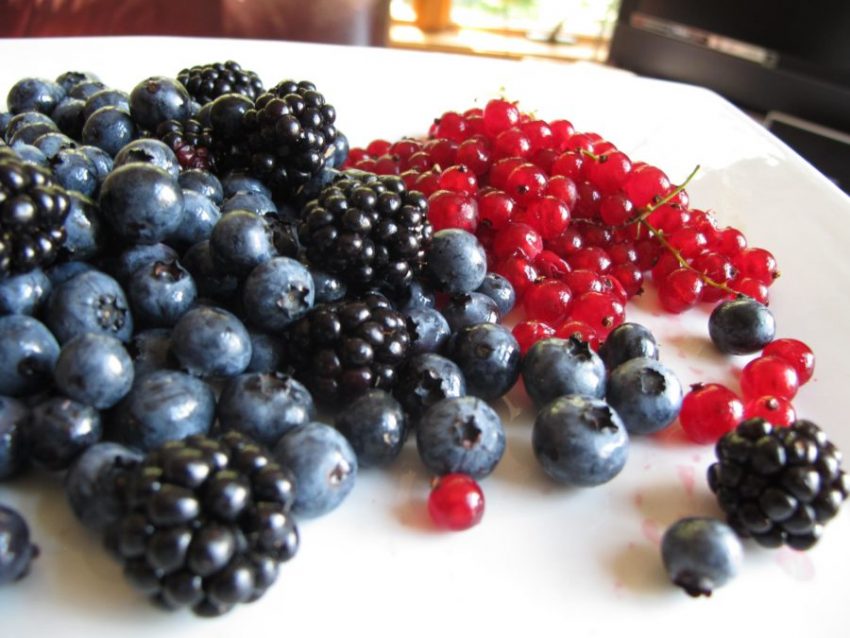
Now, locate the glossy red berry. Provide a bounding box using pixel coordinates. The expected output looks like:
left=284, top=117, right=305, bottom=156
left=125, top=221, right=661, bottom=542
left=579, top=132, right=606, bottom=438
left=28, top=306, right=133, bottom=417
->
left=657, top=268, right=704, bottom=314
left=679, top=383, right=745, bottom=444
left=492, top=222, right=544, bottom=261
left=524, top=196, right=570, bottom=240
left=456, top=136, right=492, bottom=176
left=533, top=249, right=571, bottom=278
left=494, top=255, right=538, bottom=300
left=545, top=175, right=578, bottom=209
left=729, top=276, right=769, bottom=304
left=562, top=269, right=604, bottom=295
left=428, top=473, right=485, bottom=531
left=438, top=164, right=478, bottom=194
left=493, top=127, right=532, bottom=160
left=428, top=190, right=478, bottom=232
left=366, top=139, right=392, bottom=156
left=483, top=99, right=520, bottom=136
left=583, top=150, right=632, bottom=193
left=488, top=157, right=526, bottom=190
left=599, top=193, right=635, bottom=226
left=762, top=338, right=815, bottom=384
left=512, top=320, right=555, bottom=354
left=734, top=247, right=779, bottom=285
left=433, top=111, right=468, bottom=142
left=550, top=151, right=583, bottom=181
left=568, top=291, right=624, bottom=338
left=505, top=163, right=548, bottom=206
left=554, top=319, right=599, bottom=350
left=744, top=395, right=796, bottom=426
left=623, top=165, right=671, bottom=208
left=546, top=226, right=584, bottom=259
left=567, top=246, right=611, bottom=274
left=609, top=262, right=644, bottom=298
left=716, top=226, right=747, bottom=256
left=520, top=119, right=554, bottom=150
left=523, top=279, right=573, bottom=325
left=739, top=355, right=799, bottom=400
left=548, top=119, right=575, bottom=151
left=424, top=138, right=458, bottom=168
left=477, top=189, right=515, bottom=231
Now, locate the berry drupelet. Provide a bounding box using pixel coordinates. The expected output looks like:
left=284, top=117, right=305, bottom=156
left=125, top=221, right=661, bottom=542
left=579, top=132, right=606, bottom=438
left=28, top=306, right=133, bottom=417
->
left=177, top=60, right=264, bottom=106
left=105, top=431, right=299, bottom=617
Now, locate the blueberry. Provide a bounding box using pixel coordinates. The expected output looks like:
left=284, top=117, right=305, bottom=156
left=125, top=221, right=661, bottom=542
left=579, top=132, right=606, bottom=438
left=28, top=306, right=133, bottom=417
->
left=99, top=163, right=184, bottom=244
left=127, top=328, right=175, bottom=378
left=476, top=272, right=515, bottom=317
left=405, top=307, right=451, bottom=355
left=606, top=357, right=683, bottom=435
left=68, top=80, right=106, bottom=101
left=394, top=353, right=466, bottom=421
left=29, top=395, right=102, bottom=471
left=273, top=421, right=358, bottom=518
left=0, top=396, right=30, bottom=479
left=55, top=70, right=100, bottom=95
left=9, top=121, right=57, bottom=146
left=50, top=148, right=98, bottom=197
left=45, top=270, right=133, bottom=344
left=0, top=111, right=11, bottom=138
left=209, top=210, right=277, bottom=276
left=522, top=337, right=606, bottom=407
left=51, top=98, right=87, bottom=140
left=599, top=322, right=659, bottom=370
left=532, top=394, right=629, bottom=486
left=82, top=88, right=130, bottom=120
left=108, top=370, right=215, bottom=451
left=78, top=144, right=113, bottom=184
left=60, top=192, right=103, bottom=261
left=9, top=142, right=47, bottom=166
left=220, top=171, right=272, bottom=199
left=0, top=268, right=51, bottom=316
left=448, top=322, right=520, bottom=401
left=81, top=106, right=136, bottom=156
left=416, top=396, right=505, bottom=479
left=53, top=333, right=134, bottom=409
left=0, top=505, right=38, bottom=585
left=221, top=190, right=277, bottom=216
left=33, top=131, right=76, bottom=159
left=45, top=260, right=95, bottom=287
left=127, top=259, right=197, bottom=328
left=170, top=306, right=252, bottom=378
left=394, top=278, right=435, bottom=312
left=181, top=240, right=240, bottom=304
left=661, top=517, right=743, bottom=596
left=0, top=315, right=60, bottom=396
left=335, top=389, right=407, bottom=467
left=426, top=229, right=487, bottom=295
left=217, top=372, right=315, bottom=447
left=5, top=111, right=54, bottom=140
left=246, top=331, right=286, bottom=373
left=113, top=138, right=180, bottom=180
left=112, top=242, right=179, bottom=286
left=64, top=442, right=142, bottom=532
left=325, top=131, right=349, bottom=169
left=709, top=297, right=776, bottom=355
left=441, top=292, right=499, bottom=333
left=179, top=169, right=224, bottom=204
left=169, top=189, right=221, bottom=248
left=129, top=77, right=192, bottom=132
left=310, top=269, right=347, bottom=304
left=242, top=257, right=314, bottom=332
left=7, top=77, right=64, bottom=115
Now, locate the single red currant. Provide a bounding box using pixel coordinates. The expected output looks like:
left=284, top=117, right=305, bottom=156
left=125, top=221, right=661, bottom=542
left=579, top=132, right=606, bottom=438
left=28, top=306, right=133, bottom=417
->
left=548, top=119, right=575, bottom=151
left=366, top=139, right=392, bottom=156
left=740, top=355, right=799, bottom=400
left=483, top=98, right=520, bottom=136
left=679, top=383, right=745, bottom=444
left=599, top=193, right=635, bottom=226
left=428, top=473, right=485, bottom=531
left=524, top=196, right=571, bottom=240
left=734, top=247, right=779, bottom=285
left=762, top=338, right=815, bottom=384
left=744, top=395, right=796, bottom=426
left=546, top=226, right=584, bottom=258
left=505, top=163, right=548, bottom=206
left=554, top=319, right=600, bottom=350
left=494, top=255, right=539, bottom=300
left=562, top=269, right=604, bottom=295
left=623, top=165, right=672, bottom=208
left=488, top=157, right=526, bottom=190
left=477, top=189, right=515, bottom=231
left=492, top=222, right=544, bottom=261
left=428, top=190, right=478, bottom=232
left=424, top=137, right=458, bottom=168
left=523, top=279, right=573, bottom=325
left=545, top=175, right=578, bottom=209
left=512, top=320, right=555, bottom=354
left=438, top=164, right=478, bottom=194
left=567, top=246, right=612, bottom=274
left=533, top=249, right=571, bottom=278
left=433, top=111, right=468, bottom=142
left=583, top=150, right=632, bottom=193
left=657, top=268, right=704, bottom=314
left=568, top=291, right=625, bottom=338
left=456, top=136, right=492, bottom=176
left=493, top=127, right=532, bottom=160
left=550, top=151, right=583, bottom=181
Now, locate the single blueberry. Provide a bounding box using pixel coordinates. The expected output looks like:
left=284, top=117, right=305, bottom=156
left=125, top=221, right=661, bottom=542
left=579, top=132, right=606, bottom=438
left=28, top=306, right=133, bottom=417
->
left=82, top=88, right=130, bottom=120
left=179, top=169, right=224, bottom=204
left=7, top=77, right=64, bottom=115
left=5, top=112, right=53, bottom=141
left=78, top=144, right=113, bottom=184
left=221, top=190, right=277, bottom=216
left=33, top=131, right=76, bottom=160
left=220, top=171, right=272, bottom=199
left=9, top=121, right=58, bottom=146
left=81, top=106, right=136, bottom=157
left=426, top=229, right=487, bottom=295
left=64, top=442, right=142, bottom=532
left=394, top=278, right=436, bottom=313
left=107, top=370, right=215, bottom=451
left=246, top=331, right=286, bottom=373
left=111, top=242, right=179, bottom=286
left=476, top=272, right=516, bottom=318
left=242, top=257, right=315, bottom=332
left=45, top=270, right=133, bottom=344
left=209, top=210, right=277, bottom=276
left=0, top=396, right=30, bottom=479
left=0, top=268, right=51, bottom=316
left=9, top=142, right=47, bottom=166
left=170, top=306, right=252, bottom=378
left=0, top=315, right=60, bottom=397
left=45, top=260, right=95, bottom=287
left=532, top=394, right=629, bottom=486
left=273, top=421, right=358, bottom=518
left=169, top=189, right=221, bottom=248
left=53, top=333, right=134, bottom=409
left=709, top=297, right=776, bottom=355
left=441, top=292, right=500, bottom=333
left=50, top=148, right=98, bottom=197
left=522, top=337, right=606, bottom=407
left=68, top=80, right=107, bottom=101
left=606, top=357, right=683, bottom=435
left=60, top=192, right=103, bottom=261
left=599, top=322, right=659, bottom=371
left=405, top=307, right=451, bottom=355
left=334, top=389, right=407, bottom=467
left=55, top=70, right=100, bottom=95
left=448, top=322, right=520, bottom=401
left=129, top=76, right=192, bottom=132
left=416, top=396, right=505, bottom=479
left=217, top=372, right=315, bottom=447
left=0, top=505, right=38, bottom=585
left=127, top=259, right=197, bottom=328
left=51, top=98, right=87, bottom=140
left=29, top=395, right=102, bottom=471
left=127, top=328, right=175, bottom=378
left=113, top=138, right=180, bottom=180
left=393, top=353, right=466, bottom=421
left=181, top=240, right=241, bottom=304
left=661, top=517, right=743, bottom=596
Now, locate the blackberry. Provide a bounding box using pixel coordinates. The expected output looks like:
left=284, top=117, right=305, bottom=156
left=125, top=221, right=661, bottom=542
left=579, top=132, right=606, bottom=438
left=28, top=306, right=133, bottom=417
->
left=0, top=148, right=71, bottom=278
left=178, top=61, right=264, bottom=106
left=708, top=418, right=848, bottom=550
left=298, top=171, right=431, bottom=292
left=286, top=293, right=411, bottom=406
left=155, top=119, right=213, bottom=171
left=243, top=80, right=338, bottom=198
left=105, top=431, right=298, bottom=617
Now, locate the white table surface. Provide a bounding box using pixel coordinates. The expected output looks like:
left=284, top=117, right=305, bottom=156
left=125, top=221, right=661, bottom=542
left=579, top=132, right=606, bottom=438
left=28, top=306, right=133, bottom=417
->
left=0, top=37, right=848, bottom=638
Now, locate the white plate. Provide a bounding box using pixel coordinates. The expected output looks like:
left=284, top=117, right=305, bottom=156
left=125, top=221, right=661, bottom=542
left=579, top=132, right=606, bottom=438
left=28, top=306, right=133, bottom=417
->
left=1, top=37, right=848, bottom=638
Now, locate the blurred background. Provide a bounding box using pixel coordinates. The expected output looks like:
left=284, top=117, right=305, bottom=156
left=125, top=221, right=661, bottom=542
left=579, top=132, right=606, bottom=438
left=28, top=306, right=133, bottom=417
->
left=1, top=0, right=848, bottom=191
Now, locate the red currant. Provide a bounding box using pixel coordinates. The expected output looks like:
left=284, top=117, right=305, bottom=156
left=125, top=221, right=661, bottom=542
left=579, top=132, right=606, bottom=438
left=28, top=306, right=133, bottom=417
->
left=744, top=395, right=796, bottom=426
left=494, top=255, right=538, bottom=300
left=567, top=246, right=611, bottom=274
left=488, top=157, right=526, bottom=190
left=505, top=163, right=548, bottom=206
left=438, top=164, right=478, bottom=194
left=424, top=138, right=458, bottom=168
left=762, top=338, right=815, bottom=384
left=493, top=127, right=532, bottom=160
left=568, top=291, right=624, bottom=338
left=734, top=247, right=779, bottom=285
left=512, top=320, right=555, bottom=354
left=562, top=269, right=604, bottom=295
left=583, top=150, right=632, bottom=193
left=428, top=190, right=478, bottom=232
left=740, top=355, right=799, bottom=400
left=456, top=136, right=492, bottom=176
left=599, top=193, right=635, bottom=226
left=554, top=319, right=599, bottom=350
left=550, top=151, right=583, bottom=181
left=533, top=249, right=571, bottom=278
left=483, top=98, right=520, bottom=136
left=679, top=383, right=745, bottom=444
left=428, top=473, right=485, bottom=531
left=366, top=139, right=391, bottom=156
left=544, top=175, right=578, bottom=210
left=548, top=119, right=575, bottom=151
left=523, top=279, right=573, bottom=325
left=433, top=111, right=468, bottom=142
left=524, top=196, right=570, bottom=240
left=657, top=268, right=703, bottom=313
left=623, top=165, right=671, bottom=208
left=477, top=189, right=515, bottom=231
left=492, top=222, right=543, bottom=261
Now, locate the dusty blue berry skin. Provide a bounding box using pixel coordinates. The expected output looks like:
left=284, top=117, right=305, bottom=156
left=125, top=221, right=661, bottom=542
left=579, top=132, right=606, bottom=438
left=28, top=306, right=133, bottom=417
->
left=6, top=111, right=54, bottom=139
left=209, top=210, right=277, bottom=276
left=221, top=172, right=272, bottom=199
left=0, top=505, right=38, bottom=585
left=599, top=322, right=659, bottom=371
left=9, top=141, right=47, bottom=166
left=99, top=163, right=184, bottom=244
left=0, top=396, right=30, bottom=479
left=45, top=270, right=133, bottom=344
left=179, top=169, right=224, bottom=204
left=416, top=396, right=505, bottom=479
left=476, top=272, right=515, bottom=318
left=426, top=229, right=487, bottom=295
left=0, top=111, right=10, bottom=136
left=0, top=315, right=60, bottom=397
left=33, top=131, right=75, bottom=160
left=53, top=333, right=134, bottom=409
left=441, top=292, right=499, bottom=334
left=242, top=257, right=315, bottom=332
left=246, top=331, right=285, bottom=373
left=335, top=389, right=407, bottom=467
left=448, top=322, right=520, bottom=401
left=81, top=106, right=136, bottom=156
left=0, top=268, right=51, bottom=316
left=52, top=98, right=86, bottom=139
left=51, top=148, right=98, bottom=197
left=273, top=421, right=358, bottom=518
left=129, top=76, right=192, bottom=132
left=127, top=328, right=174, bottom=378
left=170, top=306, right=252, bottom=378
left=532, top=394, right=629, bottom=486
left=709, top=298, right=776, bottom=355
left=29, top=396, right=102, bottom=471
left=108, top=370, right=215, bottom=451
left=55, top=70, right=99, bottom=93
left=606, top=357, right=682, bottom=435
left=7, top=77, right=64, bottom=114
left=661, top=517, right=743, bottom=596
left=169, top=189, right=221, bottom=248
left=113, top=138, right=180, bottom=180
left=394, top=279, right=436, bottom=313
left=61, top=193, right=103, bottom=261
left=217, top=372, right=315, bottom=448
left=127, top=259, right=197, bottom=328
left=9, top=121, right=57, bottom=146
left=522, top=337, right=606, bottom=407
left=405, top=307, right=450, bottom=355
left=46, top=261, right=95, bottom=287
left=78, top=144, right=113, bottom=184
left=394, top=353, right=467, bottom=421
left=221, top=190, right=278, bottom=216
left=64, top=442, right=142, bottom=532
left=181, top=240, right=240, bottom=304
left=82, top=88, right=130, bottom=120
left=112, top=242, right=179, bottom=286
left=68, top=80, right=106, bottom=101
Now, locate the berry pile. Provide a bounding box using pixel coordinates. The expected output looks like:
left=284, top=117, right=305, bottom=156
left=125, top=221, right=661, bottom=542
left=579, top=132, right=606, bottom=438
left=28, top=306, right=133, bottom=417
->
left=0, top=63, right=845, bottom=613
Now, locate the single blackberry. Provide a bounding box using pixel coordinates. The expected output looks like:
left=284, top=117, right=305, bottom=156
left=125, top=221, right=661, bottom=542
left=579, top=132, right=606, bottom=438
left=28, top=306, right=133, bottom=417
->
left=298, top=171, right=432, bottom=292
left=708, top=418, right=848, bottom=550
left=155, top=119, right=214, bottom=170
left=178, top=61, right=264, bottom=106
left=243, top=80, right=338, bottom=198
left=105, top=431, right=298, bottom=617
left=0, top=147, right=71, bottom=278
left=286, top=292, right=411, bottom=406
